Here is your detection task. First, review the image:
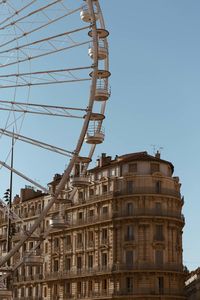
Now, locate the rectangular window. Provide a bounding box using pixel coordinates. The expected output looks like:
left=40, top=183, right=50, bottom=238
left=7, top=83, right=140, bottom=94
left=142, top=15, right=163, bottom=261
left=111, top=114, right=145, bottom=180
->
left=53, top=284, right=58, bottom=295
left=151, top=163, right=160, bottom=173
left=102, top=185, right=108, bottom=194
left=78, top=191, right=84, bottom=200
left=89, top=188, right=94, bottom=196
left=65, top=282, right=71, bottom=295
left=29, top=241, right=33, bottom=250
left=78, top=211, right=83, bottom=220
left=65, top=257, right=71, bottom=271
left=36, top=266, right=41, bottom=274
left=77, top=282, right=82, bottom=295
left=102, top=279, right=107, bottom=291
left=3, top=242, right=7, bottom=252
left=102, top=228, right=108, bottom=241
left=89, top=209, right=94, bottom=217
left=126, top=181, right=133, bottom=194
left=155, top=202, right=162, bottom=214
left=88, top=231, right=94, bottom=247
left=54, top=260, right=59, bottom=272
left=88, top=231, right=94, bottom=241
left=102, top=253, right=107, bottom=266
left=77, top=256, right=82, bottom=270
left=28, top=287, right=32, bottom=297
left=126, top=277, right=133, bottom=293
left=126, top=250, right=133, bottom=266
left=102, top=206, right=108, bottom=214
left=88, top=255, right=93, bottom=269
left=44, top=287, right=47, bottom=298
left=35, top=286, right=39, bottom=296
left=126, top=202, right=133, bottom=216
left=155, top=250, right=163, bottom=266
left=158, top=277, right=164, bottom=294
left=77, top=233, right=82, bottom=244
left=155, top=225, right=164, bottom=241
left=65, top=235, right=71, bottom=246
left=54, top=237, right=59, bottom=248
left=88, top=281, right=93, bottom=294
left=156, top=181, right=161, bottom=193
left=128, top=163, right=137, bottom=173
left=125, top=225, right=134, bottom=241
left=28, top=266, right=33, bottom=275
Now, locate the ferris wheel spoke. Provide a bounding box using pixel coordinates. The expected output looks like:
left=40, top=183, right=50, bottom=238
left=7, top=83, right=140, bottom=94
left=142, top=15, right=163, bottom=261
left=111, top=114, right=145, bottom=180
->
left=0, top=128, right=74, bottom=157
left=0, top=0, right=63, bottom=29
left=0, top=40, right=90, bottom=68
left=0, top=106, right=85, bottom=118
left=0, top=0, right=37, bottom=27
left=0, top=7, right=83, bottom=51
left=0, top=160, right=49, bottom=194
left=0, top=66, right=92, bottom=87
left=0, top=77, right=91, bottom=88
left=0, top=25, right=90, bottom=52
left=0, top=100, right=87, bottom=113
left=0, top=66, right=92, bottom=78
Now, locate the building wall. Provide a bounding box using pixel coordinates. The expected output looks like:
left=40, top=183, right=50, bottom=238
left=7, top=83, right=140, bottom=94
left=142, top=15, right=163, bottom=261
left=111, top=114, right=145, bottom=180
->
left=0, top=152, right=186, bottom=299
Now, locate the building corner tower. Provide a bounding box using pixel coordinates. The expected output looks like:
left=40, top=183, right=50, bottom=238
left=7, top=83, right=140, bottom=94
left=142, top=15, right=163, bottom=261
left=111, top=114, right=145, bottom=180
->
left=87, top=151, right=186, bottom=299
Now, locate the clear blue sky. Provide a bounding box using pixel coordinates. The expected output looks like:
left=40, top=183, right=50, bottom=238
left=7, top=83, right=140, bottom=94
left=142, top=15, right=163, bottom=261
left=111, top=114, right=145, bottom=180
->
left=0, top=0, right=199, bottom=271
left=99, top=0, right=200, bottom=271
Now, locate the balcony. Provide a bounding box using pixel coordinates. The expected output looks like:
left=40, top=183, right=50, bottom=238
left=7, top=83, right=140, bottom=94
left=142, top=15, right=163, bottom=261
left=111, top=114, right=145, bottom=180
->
left=0, top=289, right=12, bottom=297
left=112, top=262, right=184, bottom=272
left=115, top=186, right=181, bottom=198
left=23, top=250, right=43, bottom=266
left=89, top=290, right=113, bottom=299
left=114, top=208, right=184, bottom=223
left=44, top=265, right=113, bottom=280
left=14, top=298, right=43, bottom=300
left=68, top=212, right=112, bottom=228
left=13, top=273, right=44, bottom=283
left=114, top=288, right=185, bottom=297
left=71, top=175, right=90, bottom=188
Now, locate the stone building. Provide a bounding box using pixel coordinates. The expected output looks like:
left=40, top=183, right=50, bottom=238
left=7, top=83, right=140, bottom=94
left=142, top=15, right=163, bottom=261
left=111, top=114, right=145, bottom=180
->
left=185, top=268, right=200, bottom=300
left=0, top=151, right=186, bottom=299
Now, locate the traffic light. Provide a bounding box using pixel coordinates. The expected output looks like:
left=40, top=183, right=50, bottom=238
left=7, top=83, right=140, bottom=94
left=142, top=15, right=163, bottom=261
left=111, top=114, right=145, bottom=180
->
left=3, top=188, right=10, bottom=203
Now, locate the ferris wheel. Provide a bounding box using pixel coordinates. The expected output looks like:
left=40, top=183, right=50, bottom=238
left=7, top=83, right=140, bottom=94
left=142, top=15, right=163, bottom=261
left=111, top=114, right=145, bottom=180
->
left=0, top=0, right=110, bottom=291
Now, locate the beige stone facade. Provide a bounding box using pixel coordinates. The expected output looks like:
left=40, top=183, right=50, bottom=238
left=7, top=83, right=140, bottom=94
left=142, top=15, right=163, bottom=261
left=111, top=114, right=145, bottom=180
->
left=185, top=268, right=200, bottom=300
left=0, top=151, right=186, bottom=299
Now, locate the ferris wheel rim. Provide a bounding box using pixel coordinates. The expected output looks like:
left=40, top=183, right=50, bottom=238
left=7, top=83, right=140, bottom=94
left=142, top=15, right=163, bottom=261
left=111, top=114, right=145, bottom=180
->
left=0, top=0, right=110, bottom=278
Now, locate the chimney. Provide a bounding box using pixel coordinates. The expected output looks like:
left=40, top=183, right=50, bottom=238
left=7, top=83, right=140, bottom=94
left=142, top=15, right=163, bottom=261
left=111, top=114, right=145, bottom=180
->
left=99, top=153, right=112, bottom=167
left=155, top=150, right=160, bottom=159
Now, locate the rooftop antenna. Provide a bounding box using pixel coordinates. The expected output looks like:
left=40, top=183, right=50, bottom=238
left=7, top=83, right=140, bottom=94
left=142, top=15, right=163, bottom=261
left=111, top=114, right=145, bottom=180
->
left=151, top=144, right=156, bottom=155
left=151, top=145, right=164, bottom=156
